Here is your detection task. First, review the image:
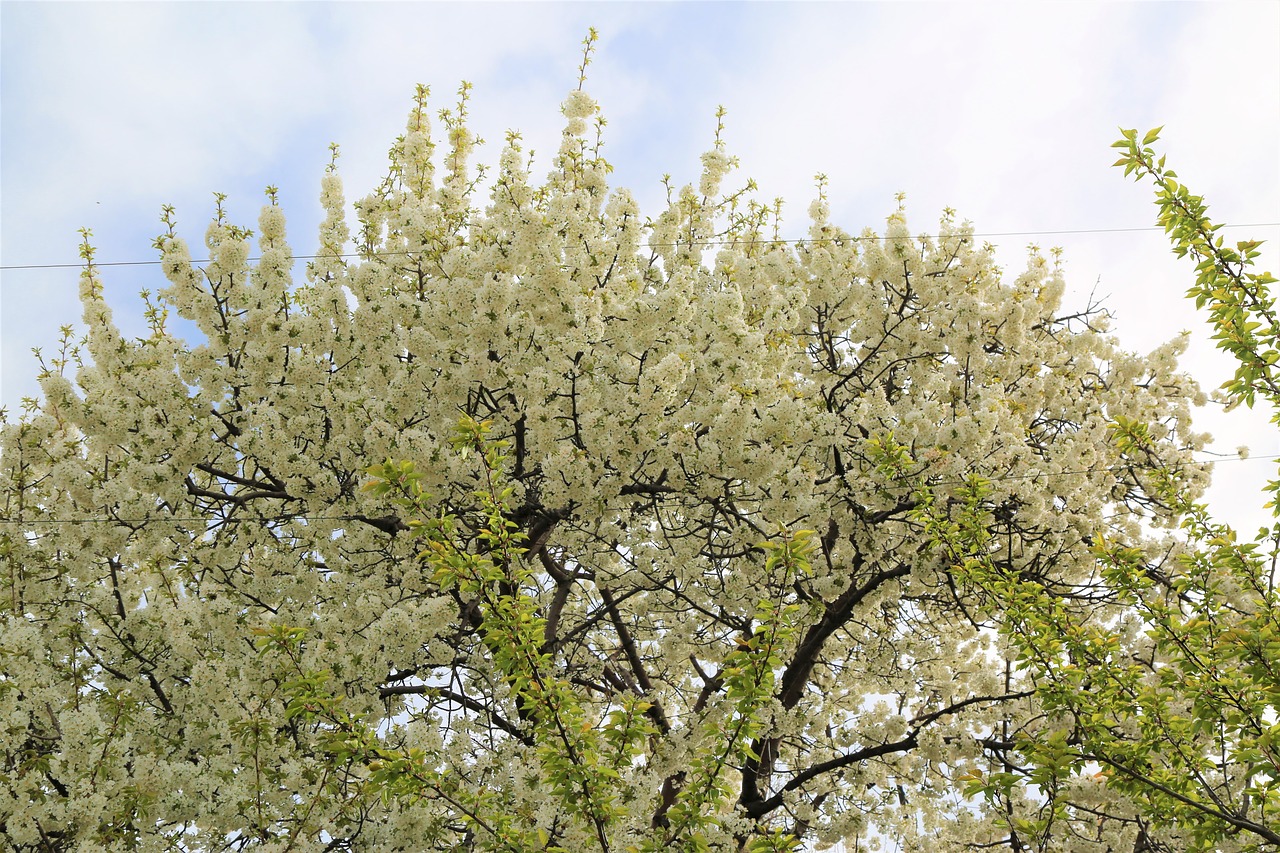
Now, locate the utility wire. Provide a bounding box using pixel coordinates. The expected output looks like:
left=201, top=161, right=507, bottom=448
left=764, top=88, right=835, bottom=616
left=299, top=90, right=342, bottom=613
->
left=2, top=455, right=1277, bottom=527
left=2, top=223, right=1277, bottom=272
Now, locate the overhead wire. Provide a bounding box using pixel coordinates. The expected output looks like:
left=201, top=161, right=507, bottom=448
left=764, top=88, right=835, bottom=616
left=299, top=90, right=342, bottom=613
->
left=2, top=222, right=1278, bottom=272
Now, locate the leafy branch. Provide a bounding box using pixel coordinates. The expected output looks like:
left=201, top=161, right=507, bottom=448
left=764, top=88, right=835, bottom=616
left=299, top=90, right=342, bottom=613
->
left=1113, top=127, right=1280, bottom=411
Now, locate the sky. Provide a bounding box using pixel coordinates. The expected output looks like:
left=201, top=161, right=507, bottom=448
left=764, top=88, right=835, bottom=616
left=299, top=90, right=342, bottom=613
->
left=1, top=0, right=1278, bottom=532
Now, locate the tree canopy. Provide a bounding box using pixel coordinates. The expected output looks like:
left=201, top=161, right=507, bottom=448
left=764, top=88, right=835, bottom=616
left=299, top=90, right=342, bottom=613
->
left=2, top=53, right=1272, bottom=851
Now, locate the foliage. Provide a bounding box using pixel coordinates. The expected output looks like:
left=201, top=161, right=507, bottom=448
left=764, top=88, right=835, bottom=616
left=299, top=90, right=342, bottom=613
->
left=1114, top=128, right=1280, bottom=413
left=1068, top=129, right=1280, bottom=848
left=0, top=46, right=1225, bottom=850
left=898, top=129, right=1280, bottom=852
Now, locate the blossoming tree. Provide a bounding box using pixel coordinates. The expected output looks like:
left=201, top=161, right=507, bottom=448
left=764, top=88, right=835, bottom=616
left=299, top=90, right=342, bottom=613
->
left=0, top=48, right=1225, bottom=852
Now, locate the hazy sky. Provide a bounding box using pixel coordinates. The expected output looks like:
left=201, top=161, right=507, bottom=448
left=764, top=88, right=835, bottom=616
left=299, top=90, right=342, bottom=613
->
left=1, top=1, right=1277, bottom=530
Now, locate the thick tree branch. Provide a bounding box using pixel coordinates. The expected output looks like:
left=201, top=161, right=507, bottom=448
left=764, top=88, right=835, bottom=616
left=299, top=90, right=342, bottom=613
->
left=599, top=585, right=671, bottom=733
left=777, top=560, right=910, bottom=710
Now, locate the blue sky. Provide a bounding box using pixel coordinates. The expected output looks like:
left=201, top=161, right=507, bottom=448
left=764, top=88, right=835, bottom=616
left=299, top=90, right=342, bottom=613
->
left=1, top=1, right=1277, bottom=530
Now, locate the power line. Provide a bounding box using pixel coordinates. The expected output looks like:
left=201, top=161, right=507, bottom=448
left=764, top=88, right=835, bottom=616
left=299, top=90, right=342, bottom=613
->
left=2, top=223, right=1277, bottom=272
left=1, top=514, right=357, bottom=527
left=2, top=455, right=1277, bottom=527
